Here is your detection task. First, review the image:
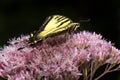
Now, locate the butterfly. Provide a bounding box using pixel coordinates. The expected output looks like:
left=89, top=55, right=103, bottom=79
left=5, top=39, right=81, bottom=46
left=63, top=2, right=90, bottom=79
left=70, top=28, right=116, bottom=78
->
left=28, top=15, right=80, bottom=45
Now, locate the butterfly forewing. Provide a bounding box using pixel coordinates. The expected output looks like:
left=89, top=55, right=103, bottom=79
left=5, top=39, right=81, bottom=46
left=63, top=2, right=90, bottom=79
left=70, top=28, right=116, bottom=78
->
left=36, top=15, right=73, bottom=39
left=43, top=15, right=72, bottom=31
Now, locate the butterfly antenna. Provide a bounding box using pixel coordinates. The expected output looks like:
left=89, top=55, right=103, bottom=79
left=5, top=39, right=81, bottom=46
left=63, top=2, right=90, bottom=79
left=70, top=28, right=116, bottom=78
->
left=79, top=18, right=91, bottom=23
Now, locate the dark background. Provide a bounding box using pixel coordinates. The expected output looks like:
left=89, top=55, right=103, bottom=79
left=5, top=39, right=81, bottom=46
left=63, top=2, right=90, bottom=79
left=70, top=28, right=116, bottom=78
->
left=0, top=0, right=120, bottom=80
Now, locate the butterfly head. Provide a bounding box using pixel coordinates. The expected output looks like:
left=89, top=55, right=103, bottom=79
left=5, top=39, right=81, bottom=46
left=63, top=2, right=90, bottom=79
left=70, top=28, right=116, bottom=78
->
left=27, top=31, right=42, bottom=45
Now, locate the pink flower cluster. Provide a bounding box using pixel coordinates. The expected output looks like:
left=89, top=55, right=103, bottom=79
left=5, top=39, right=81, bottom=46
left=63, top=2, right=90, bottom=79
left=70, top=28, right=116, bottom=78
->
left=0, top=31, right=120, bottom=80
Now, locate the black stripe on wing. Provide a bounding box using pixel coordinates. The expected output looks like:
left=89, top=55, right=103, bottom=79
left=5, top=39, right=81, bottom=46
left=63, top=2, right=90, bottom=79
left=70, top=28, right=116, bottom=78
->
left=56, top=19, right=71, bottom=28
left=38, top=16, right=53, bottom=32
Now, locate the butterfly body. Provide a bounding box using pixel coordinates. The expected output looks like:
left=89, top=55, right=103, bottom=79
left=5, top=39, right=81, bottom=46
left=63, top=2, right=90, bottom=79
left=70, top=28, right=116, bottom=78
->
left=28, top=15, right=80, bottom=45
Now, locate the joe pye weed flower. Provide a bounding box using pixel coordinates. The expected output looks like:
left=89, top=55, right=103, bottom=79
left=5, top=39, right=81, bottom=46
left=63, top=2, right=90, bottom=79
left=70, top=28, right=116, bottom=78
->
left=0, top=31, right=120, bottom=80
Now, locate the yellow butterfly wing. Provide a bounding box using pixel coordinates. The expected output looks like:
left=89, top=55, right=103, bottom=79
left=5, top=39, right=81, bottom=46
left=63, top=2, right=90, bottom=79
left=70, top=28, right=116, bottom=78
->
left=28, top=15, right=80, bottom=45
left=43, top=15, right=72, bottom=30
left=37, top=15, right=75, bottom=38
